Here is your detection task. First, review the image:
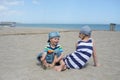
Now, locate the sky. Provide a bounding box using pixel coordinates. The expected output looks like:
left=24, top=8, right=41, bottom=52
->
left=0, top=0, right=120, bottom=24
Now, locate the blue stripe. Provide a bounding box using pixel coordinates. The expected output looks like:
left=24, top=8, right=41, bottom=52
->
left=78, top=41, right=82, bottom=44
left=47, top=46, right=60, bottom=50
left=54, top=46, right=60, bottom=50
left=78, top=39, right=92, bottom=44
left=78, top=51, right=92, bottom=57
left=66, top=57, right=74, bottom=68
left=74, top=52, right=87, bottom=63
left=69, top=54, right=82, bottom=69
left=87, top=39, right=92, bottom=43
left=77, top=46, right=93, bottom=50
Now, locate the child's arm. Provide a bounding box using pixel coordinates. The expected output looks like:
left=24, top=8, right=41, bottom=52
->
left=54, top=46, right=64, bottom=62
left=41, top=52, right=46, bottom=61
left=50, top=55, right=57, bottom=67
left=75, top=42, right=77, bottom=50
left=50, top=52, right=64, bottom=68
left=75, top=40, right=80, bottom=50
left=92, top=41, right=99, bottom=67
left=56, top=53, right=64, bottom=62
left=42, top=46, right=49, bottom=64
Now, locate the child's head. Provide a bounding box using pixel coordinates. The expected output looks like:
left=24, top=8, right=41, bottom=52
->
left=48, top=32, right=60, bottom=45
left=79, top=26, right=92, bottom=39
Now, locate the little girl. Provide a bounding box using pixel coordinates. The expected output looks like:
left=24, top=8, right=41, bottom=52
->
left=54, top=26, right=99, bottom=71
left=37, top=32, right=63, bottom=69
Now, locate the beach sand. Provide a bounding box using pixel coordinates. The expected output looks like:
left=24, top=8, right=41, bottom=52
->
left=0, top=27, right=120, bottom=80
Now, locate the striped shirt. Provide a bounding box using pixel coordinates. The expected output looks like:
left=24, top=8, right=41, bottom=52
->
left=64, top=38, right=93, bottom=69
left=44, top=44, right=63, bottom=55
left=44, top=44, right=63, bottom=63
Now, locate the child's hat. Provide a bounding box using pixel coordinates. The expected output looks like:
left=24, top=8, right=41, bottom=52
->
left=80, top=25, right=92, bottom=36
left=48, top=32, right=60, bottom=42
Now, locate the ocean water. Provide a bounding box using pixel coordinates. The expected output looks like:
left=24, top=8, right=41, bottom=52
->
left=16, top=24, right=120, bottom=31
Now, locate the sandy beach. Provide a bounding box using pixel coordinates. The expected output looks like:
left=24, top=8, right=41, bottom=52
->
left=0, top=27, right=120, bottom=80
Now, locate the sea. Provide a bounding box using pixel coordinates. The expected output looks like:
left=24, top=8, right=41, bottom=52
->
left=16, top=24, right=120, bottom=31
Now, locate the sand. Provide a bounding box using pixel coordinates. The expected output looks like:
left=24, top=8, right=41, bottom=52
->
left=0, top=27, right=120, bottom=80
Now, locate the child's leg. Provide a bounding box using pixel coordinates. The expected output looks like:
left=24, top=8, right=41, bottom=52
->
left=36, top=53, right=43, bottom=65
left=41, top=56, right=50, bottom=68
left=54, top=59, right=66, bottom=71
left=48, top=55, right=57, bottom=68
left=37, top=53, right=49, bottom=69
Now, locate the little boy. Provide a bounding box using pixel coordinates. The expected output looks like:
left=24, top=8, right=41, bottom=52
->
left=54, top=26, right=99, bottom=71
left=37, top=32, right=63, bottom=69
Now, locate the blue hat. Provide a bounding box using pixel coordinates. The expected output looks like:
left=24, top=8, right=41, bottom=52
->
left=48, top=32, right=60, bottom=42
left=80, top=25, right=92, bottom=36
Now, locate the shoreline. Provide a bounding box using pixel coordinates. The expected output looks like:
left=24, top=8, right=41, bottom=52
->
left=0, top=27, right=79, bottom=36
left=0, top=27, right=119, bottom=36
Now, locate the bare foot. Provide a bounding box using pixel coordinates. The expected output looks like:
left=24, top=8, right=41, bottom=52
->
left=94, top=63, right=101, bottom=67
left=49, top=64, right=54, bottom=68
left=54, top=66, right=62, bottom=71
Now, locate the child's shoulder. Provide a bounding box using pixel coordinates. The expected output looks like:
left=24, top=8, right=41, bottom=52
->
left=44, top=44, right=50, bottom=48
left=57, top=44, right=62, bottom=47
left=55, top=44, right=62, bottom=49
left=77, top=38, right=93, bottom=43
left=88, top=38, right=93, bottom=41
left=44, top=44, right=62, bottom=48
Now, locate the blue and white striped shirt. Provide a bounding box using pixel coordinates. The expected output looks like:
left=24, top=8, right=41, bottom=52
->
left=64, top=38, right=93, bottom=69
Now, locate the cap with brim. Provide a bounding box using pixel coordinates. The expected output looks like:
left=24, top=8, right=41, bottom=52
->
left=47, top=32, right=60, bottom=42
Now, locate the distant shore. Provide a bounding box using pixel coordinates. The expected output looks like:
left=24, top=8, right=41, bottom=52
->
left=14, top=23, right=120, bottom=31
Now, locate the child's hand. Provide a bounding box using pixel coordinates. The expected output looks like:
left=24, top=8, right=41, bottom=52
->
left=49, top=63, right=55, bottom=68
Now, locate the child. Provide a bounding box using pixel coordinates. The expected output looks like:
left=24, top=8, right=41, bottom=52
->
left=54, top=26, right=99, bottom=71
left=37, top=32, right=63, bottom=69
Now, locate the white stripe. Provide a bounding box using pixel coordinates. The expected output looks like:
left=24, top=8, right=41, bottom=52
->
left=67, top=56, right=79, bottom=68
left=80, top=53, right=90, bottom=60
left=78, top=43, right=93, bottom=46
left=64, top=59, right=70, bottom=68
left=72, top=53, right=85, bottom=66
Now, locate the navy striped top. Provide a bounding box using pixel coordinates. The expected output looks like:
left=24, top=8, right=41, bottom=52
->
left=64, top=38, right=93, bottom=69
